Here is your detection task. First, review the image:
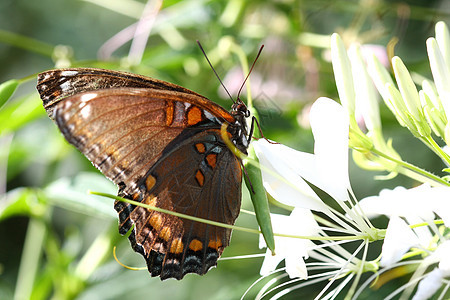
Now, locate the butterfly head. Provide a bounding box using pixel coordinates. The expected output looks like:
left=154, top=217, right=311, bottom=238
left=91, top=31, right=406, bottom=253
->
left=232, top=100, right=250, bottom=118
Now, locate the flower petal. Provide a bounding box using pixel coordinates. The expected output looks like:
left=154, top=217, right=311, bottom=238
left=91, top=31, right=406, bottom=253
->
left=260, top=250, right=284, bottom=276
left=349, top=44, right=381, bottom=131
left=254, top=98, right=351, bottom=207
left=428, top=186, right=450, bottom=227
left=412, top=268, right=444, bottom=300
left=358, top=185, right=437, bottom=221
left=380, top=216, right=420, bottom=267
left=253, top=139, right=329, bottom=212
left=430, top=240, right=450, bottom=275
left=259, top=208, right=318, bottom=279
left=285, top=254, right=308, bottom=279
left=298, top=97, right=351, bottom=201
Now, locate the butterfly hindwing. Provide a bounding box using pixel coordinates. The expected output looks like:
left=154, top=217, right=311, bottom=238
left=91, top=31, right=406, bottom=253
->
left=37, top=68, right=247, bottom=280
left=116, top=129, right=242, bottom=279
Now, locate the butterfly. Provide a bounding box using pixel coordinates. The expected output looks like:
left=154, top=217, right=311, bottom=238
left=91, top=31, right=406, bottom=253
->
left=36, top=67, right=251, bottom=280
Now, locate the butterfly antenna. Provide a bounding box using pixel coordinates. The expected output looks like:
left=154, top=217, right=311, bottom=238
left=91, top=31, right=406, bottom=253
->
left=236, top=45, right=264, bottom=103
left=197, top=40, right=235, bottom=104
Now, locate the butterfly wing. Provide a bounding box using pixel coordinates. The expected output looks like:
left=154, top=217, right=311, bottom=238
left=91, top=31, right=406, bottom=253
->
left=116, top=128, right=241, bottom=279
left=37, top=69, right=244, bottom=280
left=37, top=68, right=208, bottom=119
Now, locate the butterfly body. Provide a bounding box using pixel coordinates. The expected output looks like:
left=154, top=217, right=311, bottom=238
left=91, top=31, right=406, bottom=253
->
left=37, top=68, right=250, bottom=280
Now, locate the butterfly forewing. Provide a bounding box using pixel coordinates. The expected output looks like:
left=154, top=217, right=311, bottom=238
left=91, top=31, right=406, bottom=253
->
left=38, top=68, right=217, bottom=119
left=37, top=68, right=248, bottom=280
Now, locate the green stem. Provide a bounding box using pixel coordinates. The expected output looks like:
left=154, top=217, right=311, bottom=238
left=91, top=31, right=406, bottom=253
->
left=422, top=135, right=450, bottom=166
left=14, top=208, right=50, bottom=300
left=371, top=148, right=449, bottom=187
left=0, top=29, right=54, bottom=57
left=91, top=192, right=376, bottom=241
left=409, top=219, right=444, bottom=229
left=74, top=223, right=115, bottom=280
left=90, top=191, right=262, bottom=235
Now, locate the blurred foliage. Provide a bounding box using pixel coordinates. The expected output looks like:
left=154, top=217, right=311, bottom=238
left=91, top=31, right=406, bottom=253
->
left=1, top=0, right=450, bottom=299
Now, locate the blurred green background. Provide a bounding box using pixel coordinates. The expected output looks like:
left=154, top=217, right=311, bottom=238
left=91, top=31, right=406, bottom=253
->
left=0, top=0, right=449, bottom=299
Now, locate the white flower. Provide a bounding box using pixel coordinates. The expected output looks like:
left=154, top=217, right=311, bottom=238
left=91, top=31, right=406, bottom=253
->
left=412, top=241, right=450, bottom=300
left=252, top=98, right=379, bottom=299
left=253, top=139, right=329, bottom=212
left=259, top=208, right=319, bottom=279
left=253, top=97, right=351, bottom=209
left=359, top=184, right=450, bottom=226
left=249, top=24, right=450, bottom=299
left=253, top=97, right=377, bottom=239
left=358, top=184, right=450, bottom=266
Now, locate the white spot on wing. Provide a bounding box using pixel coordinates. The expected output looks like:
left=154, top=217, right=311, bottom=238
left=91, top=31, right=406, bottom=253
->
left=60, top=81, right=71, bottom=92
left=204, top=110, right=219, bottom=123
left=80, top=93, right=97, bottom=102
left=80, top=105, right=91, bottom=119
left=60, top=70, right=78, bottom=76
left=76, top=95, right=95, bottom=119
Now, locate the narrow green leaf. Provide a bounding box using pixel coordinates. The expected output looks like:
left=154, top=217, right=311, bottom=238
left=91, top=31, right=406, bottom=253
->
left=0, top=79, right=19, bottom=109
left=244, top=145, right=275, bottom=254
left=244, top=107, right=275, bottom=254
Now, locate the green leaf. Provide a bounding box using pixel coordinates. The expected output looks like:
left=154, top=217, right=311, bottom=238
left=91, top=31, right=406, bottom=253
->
left=0, top=188, right=46, bottom=220
left=244, top=145, right=275, bottom=254
left=44, top=172, right=117, bottom=218
left=0, top=95, right=44, bottom=136
left=244, top=107, right=275, bottom=254
left=0, top=79, right=19, bottom=109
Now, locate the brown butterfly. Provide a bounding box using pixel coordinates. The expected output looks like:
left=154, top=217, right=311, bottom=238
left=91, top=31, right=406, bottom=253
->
left=36, top=68, right=251, bottom=280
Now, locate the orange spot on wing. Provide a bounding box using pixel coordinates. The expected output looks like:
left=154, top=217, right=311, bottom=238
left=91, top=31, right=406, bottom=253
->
left=149, top=214, right=163, bottom=231
left=195, top=143, right=206, bottom=153
left=145, top=175, right=156, bottom=190
left=53, top=90, right=61, bottom=98
left=170, top=238, right=184, bottom=254
left=208, top=239, right=223, bottom=250
left=206, top=154, right=217, bottom=169
left=187, top=106, right=203, bottom=126
left=189, top=239, right=203, bottom=251
left=195, top=170, right=204, bottom=186
left=159, top=226, right=172, bottom=241
left=144, top=195, right=157, bottom=207
left=166, top=101, right=174, bottom=126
